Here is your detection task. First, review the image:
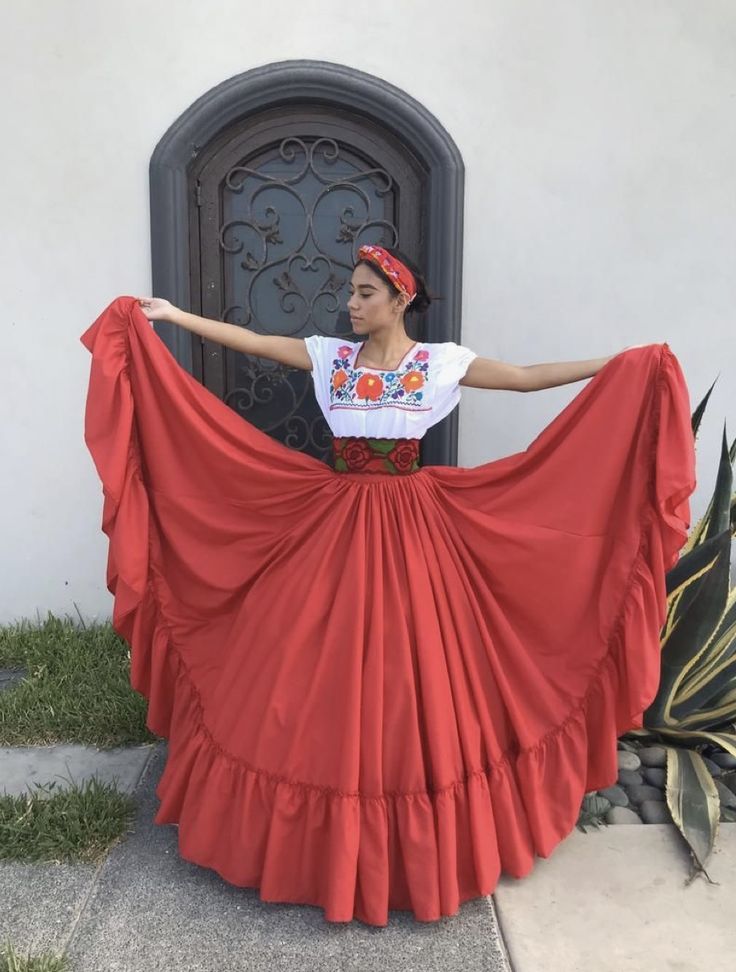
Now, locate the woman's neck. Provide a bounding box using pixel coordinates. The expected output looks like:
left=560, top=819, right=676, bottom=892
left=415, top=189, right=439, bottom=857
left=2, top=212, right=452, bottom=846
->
left=358, top=331, right=415, bottom=368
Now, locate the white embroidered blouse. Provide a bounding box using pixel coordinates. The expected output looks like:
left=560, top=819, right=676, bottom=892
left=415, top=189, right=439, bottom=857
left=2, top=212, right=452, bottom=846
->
left=303, top=336, right=477, bottom=439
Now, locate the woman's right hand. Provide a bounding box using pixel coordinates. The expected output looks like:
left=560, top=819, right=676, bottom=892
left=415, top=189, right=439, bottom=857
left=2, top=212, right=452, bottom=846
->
left=137, top=297, right=178, bottom=322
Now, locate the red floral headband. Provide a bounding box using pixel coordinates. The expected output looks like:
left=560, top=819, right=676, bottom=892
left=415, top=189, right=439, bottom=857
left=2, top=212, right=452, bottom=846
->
left=356, top=244, right=417, bottom=304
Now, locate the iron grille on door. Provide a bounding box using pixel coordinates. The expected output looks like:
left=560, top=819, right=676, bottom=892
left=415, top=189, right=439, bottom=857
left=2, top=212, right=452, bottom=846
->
left=190, top=106, right=426, bottom=463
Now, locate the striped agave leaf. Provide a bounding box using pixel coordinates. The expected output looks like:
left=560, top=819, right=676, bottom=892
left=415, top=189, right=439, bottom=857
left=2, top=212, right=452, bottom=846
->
left=623, top=382, right=736, bottom=871
left=646, top=425, right=734, bottom=727
left=664, top=748, right=720, bottom=874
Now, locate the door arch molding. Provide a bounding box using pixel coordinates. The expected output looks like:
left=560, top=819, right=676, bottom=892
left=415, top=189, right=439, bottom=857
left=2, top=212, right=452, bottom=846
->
left=150, top=59, right=465, bottom=465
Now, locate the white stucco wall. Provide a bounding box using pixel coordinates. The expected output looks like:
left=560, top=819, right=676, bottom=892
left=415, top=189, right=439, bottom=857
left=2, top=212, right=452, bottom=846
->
left=1, top=1, right=734, bottom=623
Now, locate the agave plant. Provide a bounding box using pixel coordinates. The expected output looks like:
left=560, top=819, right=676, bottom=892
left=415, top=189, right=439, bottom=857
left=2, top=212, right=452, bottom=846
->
left=622, top=377, right=736, bottom=880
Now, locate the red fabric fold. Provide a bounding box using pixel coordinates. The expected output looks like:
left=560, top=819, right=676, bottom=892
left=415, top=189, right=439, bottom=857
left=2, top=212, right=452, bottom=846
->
left=81, top=296, right=696, bottom=925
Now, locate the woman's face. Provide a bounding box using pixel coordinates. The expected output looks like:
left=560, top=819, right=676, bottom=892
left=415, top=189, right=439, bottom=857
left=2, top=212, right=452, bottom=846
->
left=347, top=263, right=406, bottom=334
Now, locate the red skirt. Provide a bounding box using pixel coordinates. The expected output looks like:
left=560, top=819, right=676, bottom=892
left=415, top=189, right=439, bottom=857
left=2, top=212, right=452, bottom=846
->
left=80, top=296, right=696, bottom=926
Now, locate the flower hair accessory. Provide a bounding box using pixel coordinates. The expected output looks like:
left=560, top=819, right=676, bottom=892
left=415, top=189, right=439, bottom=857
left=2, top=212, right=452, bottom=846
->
left=356, top=244, right=418, bottom=304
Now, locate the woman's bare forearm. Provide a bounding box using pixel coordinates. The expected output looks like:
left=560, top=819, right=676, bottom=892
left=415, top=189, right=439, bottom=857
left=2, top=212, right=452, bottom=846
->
left=170, top=308, right=258, bottom=355
left=522, top=355, right=615, bottom=391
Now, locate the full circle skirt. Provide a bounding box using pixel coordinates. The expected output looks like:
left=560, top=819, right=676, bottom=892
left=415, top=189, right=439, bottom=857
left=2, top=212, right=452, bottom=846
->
left=80, top=297, right=696, bottom=926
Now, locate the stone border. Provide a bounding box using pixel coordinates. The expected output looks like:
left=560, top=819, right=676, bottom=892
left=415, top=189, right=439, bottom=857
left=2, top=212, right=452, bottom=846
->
left=589, top=741, right=736, bottom=825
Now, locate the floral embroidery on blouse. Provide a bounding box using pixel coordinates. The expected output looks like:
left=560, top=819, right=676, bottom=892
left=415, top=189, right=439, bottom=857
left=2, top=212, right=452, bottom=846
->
left=329, top=344, right=433, bottom=412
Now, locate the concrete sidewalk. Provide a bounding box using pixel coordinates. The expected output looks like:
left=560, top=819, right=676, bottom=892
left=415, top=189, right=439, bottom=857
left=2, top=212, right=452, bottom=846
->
left=0, top=743, right=512, bottom=972
left=494, top=818, right=735, bottom=972
left=1, top=741, right=734, bottom=971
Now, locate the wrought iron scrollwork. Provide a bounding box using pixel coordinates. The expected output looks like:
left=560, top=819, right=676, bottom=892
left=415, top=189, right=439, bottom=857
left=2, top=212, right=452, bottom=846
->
left=214, top=135, right=402, bottom=459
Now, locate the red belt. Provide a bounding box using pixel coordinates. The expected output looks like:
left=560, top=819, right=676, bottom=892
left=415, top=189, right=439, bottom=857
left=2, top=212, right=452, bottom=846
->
left=332, top=437, right=421, bottom=475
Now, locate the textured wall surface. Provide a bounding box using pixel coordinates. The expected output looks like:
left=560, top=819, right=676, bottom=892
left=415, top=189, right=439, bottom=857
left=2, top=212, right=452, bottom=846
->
left=2, top=1, right=733, bottom=620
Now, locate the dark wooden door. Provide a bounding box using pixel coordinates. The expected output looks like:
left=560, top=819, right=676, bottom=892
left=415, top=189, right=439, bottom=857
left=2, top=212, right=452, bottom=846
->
left=189, top=104, right=426, bottom=463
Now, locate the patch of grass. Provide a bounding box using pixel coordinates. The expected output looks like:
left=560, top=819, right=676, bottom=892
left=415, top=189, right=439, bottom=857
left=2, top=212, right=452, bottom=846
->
left=0, top=940, right=69, bottom=972
left=0, top=611, right=158, bottom=747
left=0, top=776, right=137, bottom=864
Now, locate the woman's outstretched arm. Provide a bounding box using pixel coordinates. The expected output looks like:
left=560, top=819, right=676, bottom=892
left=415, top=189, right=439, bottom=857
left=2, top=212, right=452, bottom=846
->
left=136, top=298, right=313, bottom=371
left=460, top=347, right=640, bottom=392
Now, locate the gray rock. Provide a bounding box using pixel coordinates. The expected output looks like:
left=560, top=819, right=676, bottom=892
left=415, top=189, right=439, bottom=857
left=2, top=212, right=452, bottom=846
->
left=638, top=745, right=667, bottom=768
left=642, top=767, right=667, bottom=788
left=640, top=800, right=672, bottom=824
left=598, top=784, right=629, bottom=807
left=0, top=667, right=27, bottom=693
left=716, top=780, right=736, bottom=810
left=624, top=784, right=664, bottom=805
left=606, top=806, right=643, bottom=825
left=617, top=739, right=639, bottom=753
left=617, top=768, right=644, bottom=787
left=702, top=756, right=722, bottom=778
left=711, top=752, right=736, bottom=770
left=617, top=750, right=642, bottom=772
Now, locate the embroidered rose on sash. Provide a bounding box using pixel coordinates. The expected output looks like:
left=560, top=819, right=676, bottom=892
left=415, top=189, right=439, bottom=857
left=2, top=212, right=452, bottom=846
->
left=342, top=439, right=373, bottom=469
left=388, top=441, right=420, bottom=473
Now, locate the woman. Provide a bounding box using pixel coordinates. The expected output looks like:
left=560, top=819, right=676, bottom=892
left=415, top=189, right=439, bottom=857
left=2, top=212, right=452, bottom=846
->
left=81, top=244, right=695, bottom=927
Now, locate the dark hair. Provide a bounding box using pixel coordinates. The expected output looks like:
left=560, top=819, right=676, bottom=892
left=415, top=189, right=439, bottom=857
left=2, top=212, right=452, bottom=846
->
left=355, top=245, right=440, bottom=316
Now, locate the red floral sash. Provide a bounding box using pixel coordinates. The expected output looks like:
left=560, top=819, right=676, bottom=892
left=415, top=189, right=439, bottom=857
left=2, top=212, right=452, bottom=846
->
left=332, top=437, right=421, bottom=475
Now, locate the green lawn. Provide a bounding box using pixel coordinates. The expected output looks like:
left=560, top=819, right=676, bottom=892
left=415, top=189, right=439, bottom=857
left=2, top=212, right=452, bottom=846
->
left=0, top=776, right=137, bottom=865
left=0, top=613, right=158, bottom=748
left=0, top=612, right=152, bottom=867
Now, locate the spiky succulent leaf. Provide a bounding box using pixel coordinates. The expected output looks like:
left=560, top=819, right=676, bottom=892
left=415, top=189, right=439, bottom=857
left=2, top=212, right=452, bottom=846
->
left=665, top=748, right=720, bottom=870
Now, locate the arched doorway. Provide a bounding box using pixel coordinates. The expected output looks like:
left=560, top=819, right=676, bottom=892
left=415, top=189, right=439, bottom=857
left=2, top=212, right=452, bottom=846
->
left=150, top=60, right=465, bottom=465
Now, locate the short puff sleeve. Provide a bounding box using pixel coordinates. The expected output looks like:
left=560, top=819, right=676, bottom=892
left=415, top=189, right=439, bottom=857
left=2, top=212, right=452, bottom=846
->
left=430, top=341, right=478, bottom=426
left=303, top=334, right=336, bottom=426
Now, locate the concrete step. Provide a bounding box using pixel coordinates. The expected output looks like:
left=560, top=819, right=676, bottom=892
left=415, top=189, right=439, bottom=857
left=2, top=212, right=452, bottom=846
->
left=0, top=743, right=155, bottom=798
